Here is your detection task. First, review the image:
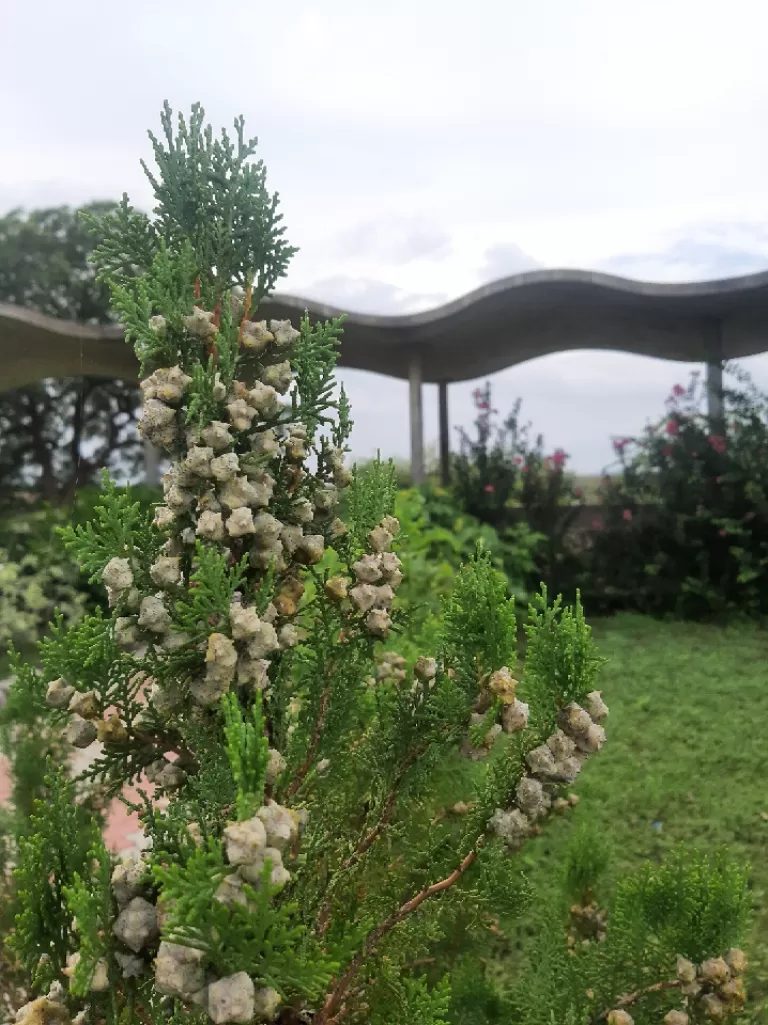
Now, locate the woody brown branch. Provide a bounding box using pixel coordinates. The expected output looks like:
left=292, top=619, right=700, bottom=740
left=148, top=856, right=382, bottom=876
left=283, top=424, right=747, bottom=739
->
left=594, top=978, right=681, bottom=1021
left=315, top=838, right=484, bottom=1025
left=316, top=740, right=430, bottom=936
left=285, top=678, right=333, bottom=800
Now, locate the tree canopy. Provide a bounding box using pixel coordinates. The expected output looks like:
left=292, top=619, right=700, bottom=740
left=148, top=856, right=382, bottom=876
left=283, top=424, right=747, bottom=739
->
left=0, top=203, right=142, bottom=504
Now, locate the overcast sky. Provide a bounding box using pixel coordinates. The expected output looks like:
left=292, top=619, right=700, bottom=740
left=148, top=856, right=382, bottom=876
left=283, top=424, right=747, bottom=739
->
left=3, top=0, right=768, bottom=473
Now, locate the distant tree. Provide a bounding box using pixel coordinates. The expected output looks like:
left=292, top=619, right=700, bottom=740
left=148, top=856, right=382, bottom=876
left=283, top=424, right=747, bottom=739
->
left=0, top=203, right=142, bottom=504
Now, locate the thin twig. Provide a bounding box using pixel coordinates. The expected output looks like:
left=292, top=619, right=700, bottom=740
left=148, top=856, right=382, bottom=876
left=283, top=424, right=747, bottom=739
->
left=315, top=839, right=484, bottom=1024
left=594, top=978, right=681, bottom=1021
left=402, top=957, right=437, bottom=971
left=285, top=678, right=333, bottom=800
left=316, top=741, right=429, bottom=935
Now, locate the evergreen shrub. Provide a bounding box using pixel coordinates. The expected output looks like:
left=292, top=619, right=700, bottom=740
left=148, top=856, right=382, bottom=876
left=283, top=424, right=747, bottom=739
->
left=2, top=103, right=752, bottom=1025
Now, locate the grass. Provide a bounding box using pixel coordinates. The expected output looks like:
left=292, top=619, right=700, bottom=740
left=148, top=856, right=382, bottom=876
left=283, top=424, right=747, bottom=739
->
left=378, top=465, right=612, bottom=504
left=496, top=612, right=768, bottom=1020
left=572, top=473, right=608, bottom=503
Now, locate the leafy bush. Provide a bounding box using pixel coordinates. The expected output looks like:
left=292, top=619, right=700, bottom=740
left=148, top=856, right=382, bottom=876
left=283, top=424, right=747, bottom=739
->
left=399, top=486, right=542, bottom=602
left=584, top=366, right=768, bottom=619
left=0, top=486, right=162, bottom=652
left=0, top=507, right=90, bottom=653
left=0, top=501, right=115, bottom=1010
left=508, top=841, right=750, bottom=1025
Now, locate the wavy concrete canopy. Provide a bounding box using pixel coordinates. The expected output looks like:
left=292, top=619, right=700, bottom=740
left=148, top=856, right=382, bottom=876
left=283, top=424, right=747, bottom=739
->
left=2, top=268, right=767, bottom=483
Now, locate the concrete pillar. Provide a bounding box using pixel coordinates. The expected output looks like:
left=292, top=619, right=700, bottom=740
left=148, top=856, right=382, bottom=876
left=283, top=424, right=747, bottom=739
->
left=139, top=391, right=162, bottom=486
left=707, top=360, right=724, bottom=428
left=409, top=353, right=425, bottom=487
left=438, top=381, right=450, bottom=486
left=704, top=319, right=725, bottom=433
left=143, top=439, right=161, bottom=486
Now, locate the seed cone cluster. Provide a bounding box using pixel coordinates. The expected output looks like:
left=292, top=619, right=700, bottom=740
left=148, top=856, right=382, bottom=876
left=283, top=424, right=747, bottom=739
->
left=567, top=901, right=607, bottom=949
left=324, top=514, right=404, bottom=641
left=489, top=689, right=608, bottom=849
left=42, top=305, right=361, bottom=1022
left=604, top=948, right=748, bottom=1025
left=672, top=949, right=748, bottom=1021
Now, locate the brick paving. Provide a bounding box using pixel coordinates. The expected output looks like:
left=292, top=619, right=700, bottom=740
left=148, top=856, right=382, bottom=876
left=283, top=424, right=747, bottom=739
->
left=0, top=677, right=152, bottom=857
left=0, top=751, right=148, bottom=855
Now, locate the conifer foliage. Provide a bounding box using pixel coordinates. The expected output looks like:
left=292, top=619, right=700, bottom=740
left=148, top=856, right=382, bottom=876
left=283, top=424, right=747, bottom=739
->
left=4, top=104, right=751, bottom=1025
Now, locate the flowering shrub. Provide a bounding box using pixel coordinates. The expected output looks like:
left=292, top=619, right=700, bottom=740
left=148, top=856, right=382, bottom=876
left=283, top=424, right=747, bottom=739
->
left=451, top=383, right=584, bottom=598
left=451, top=384, right=520, bottom=525
left=584, top=367, right=768, bottom=618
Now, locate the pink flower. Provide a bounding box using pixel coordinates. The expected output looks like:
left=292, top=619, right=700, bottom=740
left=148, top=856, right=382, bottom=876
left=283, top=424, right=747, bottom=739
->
left=613, top=437, right=630, bottom=451
left=672, top=383, right=685, bottom=397
left=623, top=509, right=633, bottom=521
left=553, top=449, right=566, bottom=468
left=472, top=388, right=490, bottom=411
left=719, top=528, right=728, bottom=537
left=691, top=451, right=697, bottom=457
left=514, top=455, right=523, bottom=465
left=708, top=434, right=726, bottom=454
left=484, top=484, right=495, bottom=493
left=666, top=419, right=679, bottom=436
left=592, top=518, right=603, bottom=530
left=663, top=446, right=674, bottom=457
left=715, top=475, right=722, bottom=484
left=573, top=487, right=583, bottom=498
left=522, top=466, right=529, bottom=474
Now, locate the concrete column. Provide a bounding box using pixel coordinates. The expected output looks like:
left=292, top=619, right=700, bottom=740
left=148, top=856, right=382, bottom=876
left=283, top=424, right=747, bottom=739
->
left=408, top=353, right=425, bottom=487
left=707, top=360, right=724, bottom=428
left=143, top=439, right=161, bottom=486
left=139, top=392, right=162, bottom=486
left=704, top=319, right=725, bottom=433
left=438, top=381, right=450, bottom=486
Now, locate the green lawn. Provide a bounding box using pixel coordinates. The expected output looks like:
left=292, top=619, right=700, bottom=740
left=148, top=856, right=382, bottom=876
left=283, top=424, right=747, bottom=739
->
left=500, top=612, right=768, bottom=1020
left=572, top=473, right=606, bottom=502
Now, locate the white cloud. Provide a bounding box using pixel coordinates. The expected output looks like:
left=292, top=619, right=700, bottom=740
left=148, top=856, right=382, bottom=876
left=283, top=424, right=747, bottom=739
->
left=333, top=214, right=452, bottom=265
left=478, top=243, right=542, bottom=282
left=600, top=222, right=768, bottom=281
left=296, top=276, right=448, bottom=315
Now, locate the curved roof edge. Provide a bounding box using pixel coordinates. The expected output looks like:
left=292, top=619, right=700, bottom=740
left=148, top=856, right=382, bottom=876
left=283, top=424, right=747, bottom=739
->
left=273, top=267, right=768, bottom=328
left=2, top=267, right=768, bottom=390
